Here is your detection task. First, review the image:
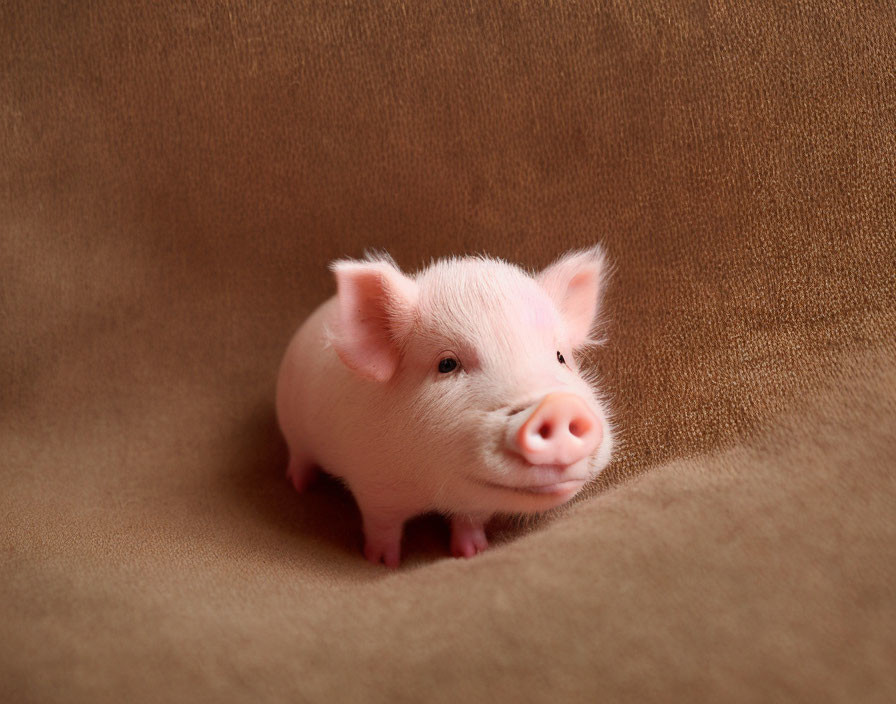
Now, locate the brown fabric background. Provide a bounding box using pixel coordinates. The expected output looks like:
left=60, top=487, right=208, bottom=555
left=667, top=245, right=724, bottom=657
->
left=2, top=1, right=894, bottom=701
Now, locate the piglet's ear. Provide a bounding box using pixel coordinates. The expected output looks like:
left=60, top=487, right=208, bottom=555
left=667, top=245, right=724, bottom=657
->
left=537, top=245, right=609, bottom=349
left=330, top=257, right=418, bottom=382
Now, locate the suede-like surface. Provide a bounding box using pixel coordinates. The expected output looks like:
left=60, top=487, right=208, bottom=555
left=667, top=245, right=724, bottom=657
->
left=2, top=2, right=894, bottom=701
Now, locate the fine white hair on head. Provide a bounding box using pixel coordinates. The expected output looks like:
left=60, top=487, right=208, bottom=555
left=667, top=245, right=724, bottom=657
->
left=360, top=248, right=400, bottom=268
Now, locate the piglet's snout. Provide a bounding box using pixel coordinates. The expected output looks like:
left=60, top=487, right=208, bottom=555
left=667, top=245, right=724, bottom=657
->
left=507, top=393, right=602, bottom=467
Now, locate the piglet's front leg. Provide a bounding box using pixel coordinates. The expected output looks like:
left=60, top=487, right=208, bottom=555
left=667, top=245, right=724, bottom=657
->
left=360, top=508, right=406, bottom=569
left=450, top=514, right=489, bottom=558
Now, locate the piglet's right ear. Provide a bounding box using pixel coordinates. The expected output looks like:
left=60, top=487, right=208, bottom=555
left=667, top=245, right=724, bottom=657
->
left=329, top=258, right=417, bottom=382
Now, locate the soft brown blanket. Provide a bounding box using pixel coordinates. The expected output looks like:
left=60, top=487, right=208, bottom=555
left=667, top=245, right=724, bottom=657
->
left=2, top=2, right=894, bottom=701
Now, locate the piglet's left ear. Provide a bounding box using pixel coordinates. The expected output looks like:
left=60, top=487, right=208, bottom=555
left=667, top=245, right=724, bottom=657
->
left=537, top=245, right=609, bottom=349
left=330, top=257, right=418, bottom=383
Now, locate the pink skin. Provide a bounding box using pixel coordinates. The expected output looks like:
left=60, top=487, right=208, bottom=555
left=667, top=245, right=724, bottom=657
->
left=275, top=247, right=614, bottom=568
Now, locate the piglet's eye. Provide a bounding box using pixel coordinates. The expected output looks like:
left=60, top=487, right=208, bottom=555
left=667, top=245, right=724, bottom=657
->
left=557, top=351, right=566, bottom=365
left=438, top=357, right=459, bottom=374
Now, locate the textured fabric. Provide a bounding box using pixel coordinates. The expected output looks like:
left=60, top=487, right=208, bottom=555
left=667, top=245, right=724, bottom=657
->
left=2, top=2, right=894, bottom=702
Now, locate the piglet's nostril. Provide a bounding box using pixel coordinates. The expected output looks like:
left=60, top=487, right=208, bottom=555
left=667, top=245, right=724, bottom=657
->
left=538, top=423, right=552, bottom=439
left=568, top=418, right=591, bottom=438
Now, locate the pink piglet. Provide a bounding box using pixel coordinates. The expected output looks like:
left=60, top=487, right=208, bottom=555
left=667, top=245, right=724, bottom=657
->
left=275, top=247, right=614, bottom=567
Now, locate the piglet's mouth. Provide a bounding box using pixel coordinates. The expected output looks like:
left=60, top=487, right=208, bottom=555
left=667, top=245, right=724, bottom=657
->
left=483, top=478, right=586, bottom=496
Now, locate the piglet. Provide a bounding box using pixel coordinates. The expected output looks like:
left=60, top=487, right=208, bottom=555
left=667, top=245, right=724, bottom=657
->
left=275, top=247, right=614, bottom=567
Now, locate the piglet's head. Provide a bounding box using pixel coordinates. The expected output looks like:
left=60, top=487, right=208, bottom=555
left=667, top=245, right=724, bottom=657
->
left=329, top=248, right=613, bottom=515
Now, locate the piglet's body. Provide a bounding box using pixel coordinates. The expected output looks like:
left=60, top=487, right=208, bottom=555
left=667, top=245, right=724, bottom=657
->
left=276, top=248, right=614, bottom=567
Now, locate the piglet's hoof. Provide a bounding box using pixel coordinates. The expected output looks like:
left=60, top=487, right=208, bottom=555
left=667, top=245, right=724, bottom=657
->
left=362, top=517, right=404, bottom=568
left=363, top=540, right=401, bottom=569
left=286, top=457, right=316, bottom=493
left=450, top=517, right=489, bottom=558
